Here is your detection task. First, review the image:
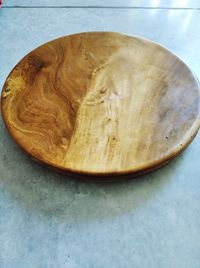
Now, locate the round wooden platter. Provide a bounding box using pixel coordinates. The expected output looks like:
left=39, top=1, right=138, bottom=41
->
left=1, top=32, right=200, bottom=181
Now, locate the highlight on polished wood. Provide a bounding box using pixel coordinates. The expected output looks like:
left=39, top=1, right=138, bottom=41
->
left=1, top=32, right=200, bottom=179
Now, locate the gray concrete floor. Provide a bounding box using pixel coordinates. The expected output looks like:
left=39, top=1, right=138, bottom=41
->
left=0, top=1, right=200, bottom=267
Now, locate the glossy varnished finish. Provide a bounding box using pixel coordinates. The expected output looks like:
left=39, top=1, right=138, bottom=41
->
left=1, top=32, right=200, bottom=178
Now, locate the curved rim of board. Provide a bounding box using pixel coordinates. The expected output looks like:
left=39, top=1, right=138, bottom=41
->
left=1, top=31, right=200, bottom=177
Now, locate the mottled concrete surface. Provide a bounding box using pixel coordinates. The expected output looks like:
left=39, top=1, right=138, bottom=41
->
left=4, top=0, right=200, bottom=8
left=0, top=1, right=200, bottom=268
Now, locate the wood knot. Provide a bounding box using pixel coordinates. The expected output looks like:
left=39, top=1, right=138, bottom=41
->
left=99, top=88, right=107, bottom=94
left=2, top=87, right=11, bottom=98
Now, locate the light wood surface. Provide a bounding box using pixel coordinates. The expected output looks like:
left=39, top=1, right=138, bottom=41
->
left=1, top=32, right=200, bottom=178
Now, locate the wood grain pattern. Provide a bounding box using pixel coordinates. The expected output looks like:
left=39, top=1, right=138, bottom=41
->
left=1, top=32, right=200, bottom=178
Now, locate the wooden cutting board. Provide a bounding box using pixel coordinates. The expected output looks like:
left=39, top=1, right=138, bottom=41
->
left=1, top=32, right=200, bottom=180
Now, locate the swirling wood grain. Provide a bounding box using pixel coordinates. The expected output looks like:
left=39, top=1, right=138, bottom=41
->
left=1, top=32, right=200, bottom=177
